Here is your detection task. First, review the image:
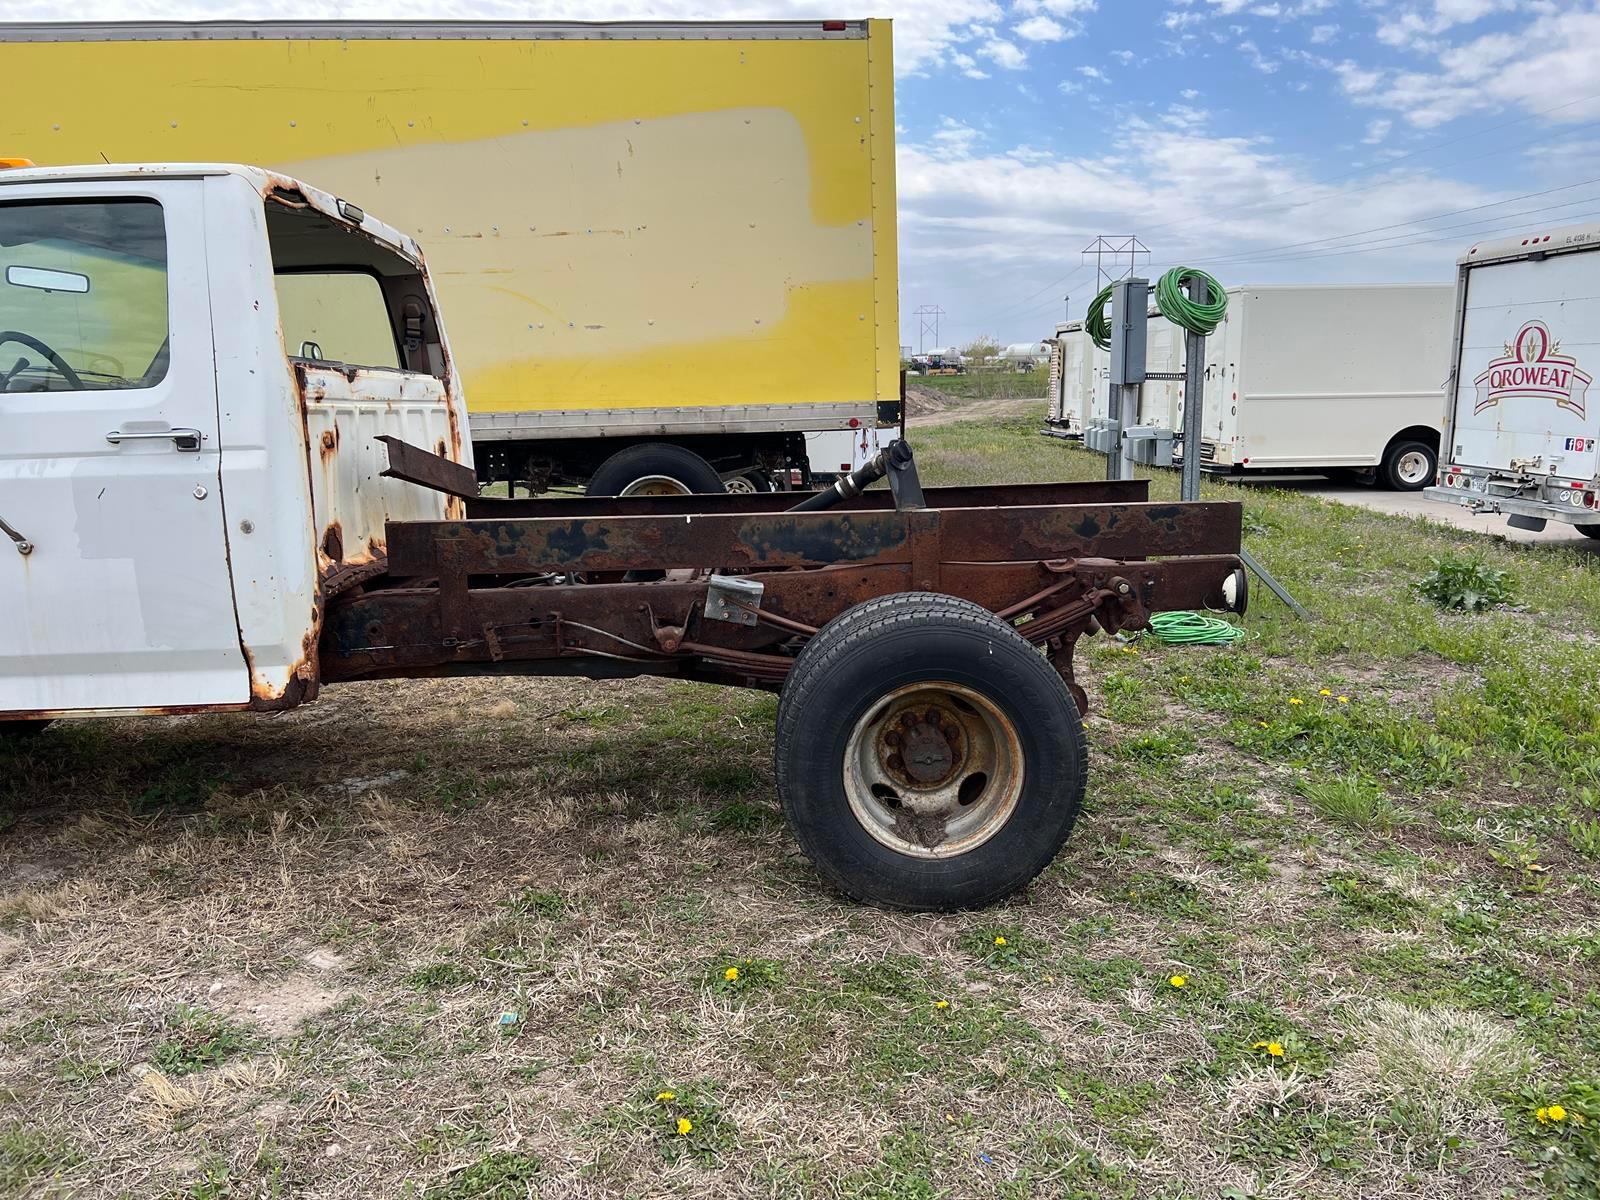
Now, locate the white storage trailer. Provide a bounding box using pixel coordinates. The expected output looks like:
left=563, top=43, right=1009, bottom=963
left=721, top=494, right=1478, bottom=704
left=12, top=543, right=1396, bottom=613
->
left=1048, top=284, right=1454, bottom=489
left=1184, top=284, right=1454, bottom=489
left=1426, top=222, right=1600, bottom=537
left=1045, top=311, right=1184, bottom=438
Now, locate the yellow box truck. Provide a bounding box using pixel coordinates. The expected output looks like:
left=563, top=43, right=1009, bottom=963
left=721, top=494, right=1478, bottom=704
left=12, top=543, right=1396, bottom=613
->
left=1, top=19, right=900, bottom=494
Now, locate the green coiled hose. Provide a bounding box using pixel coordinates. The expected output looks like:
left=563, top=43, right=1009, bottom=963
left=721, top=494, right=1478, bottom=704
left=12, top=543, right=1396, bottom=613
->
left=1082, top=268, right=1228, bottom=350
left=1084, top=284, right=1113, bottom=351
left=1155, top=267, right=1228, bottom=337
left=1146, top=611, right=1246, bottom=646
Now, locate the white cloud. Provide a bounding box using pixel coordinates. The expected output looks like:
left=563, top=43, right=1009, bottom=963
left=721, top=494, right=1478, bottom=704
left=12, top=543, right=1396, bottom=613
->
left=1344, top=4, right=1600, bottom=127
left=895, top=113, right=1505, bottom=341
left=1180, top=87, right=1202, bottom=99
left=950, top=50, right=991, bottom=78
left=1111, top=48, right=1135, bottom=62
left=1013, top=14, right=1070, bottom=40
left=1376, top=0, right=1520, bottom=51
left=978, top=34, right=1029, bottom=69
left=1362, top=118, right=1393, bottom=144
left=1237, top=39, right=1280, bottom=73
left=929, top=116, right=985, bottom=158
left=1012, top=0, right=1097, bottom=12
left=1078, top=64, right=1109, bottom=80
left=1309, top=22, right=1338, bottom=42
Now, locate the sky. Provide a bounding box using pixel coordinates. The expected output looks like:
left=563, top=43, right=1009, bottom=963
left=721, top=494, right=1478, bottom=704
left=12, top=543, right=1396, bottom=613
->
left=5, top=0, right=1600, bottom=348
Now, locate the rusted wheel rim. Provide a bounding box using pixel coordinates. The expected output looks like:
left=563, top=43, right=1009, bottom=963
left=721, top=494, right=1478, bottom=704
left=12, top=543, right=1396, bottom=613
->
left=620, top=474, right=693, bottom=497
left=724, top=474, right=759, bottom=494
left=843, top=681, right=1024, bottom=859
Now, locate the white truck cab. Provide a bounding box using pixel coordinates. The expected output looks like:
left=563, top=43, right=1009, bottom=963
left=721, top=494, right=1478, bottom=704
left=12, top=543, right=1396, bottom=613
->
left=1426, top=221, right=1600, bottom=537
left=0, top=162, right=469, bottom=720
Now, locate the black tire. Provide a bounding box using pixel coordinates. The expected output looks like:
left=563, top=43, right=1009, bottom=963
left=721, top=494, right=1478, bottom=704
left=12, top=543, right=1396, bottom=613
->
left=586, top=443, right=726, bottom=497
left=724, top=469, right=774, bottom=495
left=774, top=592, right=1086, bottom=911
left=1578, top=524, right=1600, bottom=540
left=1381, top=439, right=1436, bottom=491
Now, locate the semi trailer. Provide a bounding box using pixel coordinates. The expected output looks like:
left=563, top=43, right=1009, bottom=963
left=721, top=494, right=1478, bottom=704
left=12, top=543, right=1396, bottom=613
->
left=0, top=19, right=901, bottom=497
left=0, top=160, right=1247, bottom=910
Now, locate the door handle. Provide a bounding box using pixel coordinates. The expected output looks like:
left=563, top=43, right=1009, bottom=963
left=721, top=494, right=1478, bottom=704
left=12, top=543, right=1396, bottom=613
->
left=106, top=428, right=205, bottom=452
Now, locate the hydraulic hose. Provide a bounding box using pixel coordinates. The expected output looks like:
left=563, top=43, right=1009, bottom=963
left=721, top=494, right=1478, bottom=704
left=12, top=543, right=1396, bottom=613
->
left=1155, top=267, right=1228, bottom=337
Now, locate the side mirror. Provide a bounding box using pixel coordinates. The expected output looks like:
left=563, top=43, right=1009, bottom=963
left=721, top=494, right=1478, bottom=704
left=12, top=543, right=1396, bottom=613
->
left=6, top=265, right=90, bottom=294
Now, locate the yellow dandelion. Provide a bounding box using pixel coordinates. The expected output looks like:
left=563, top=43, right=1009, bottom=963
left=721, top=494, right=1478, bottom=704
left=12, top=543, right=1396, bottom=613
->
left=1527, top=863, right=1548, bottom=873
left=655, top=1091, right=676, bottom=1102
left=1337, top=695, right=1349, bottom=704
left=676, top=1117, right=693, bottom=1136
left=723, top=966, right=740, bottom=982
left=935, top=999, right=950, bottom=1009
left=994, top=935, right=1008, bottom=947
left=1548, top=1104, right=1568, bottom=1123
left=1319, top=688, right=1332, bottom=697
left=1179, top=675, right=1191, bottom=683
left=1257, top=720, right=1269, bottom=728
left=1169, top=974, right=1188, bottom=989
left=1123, top=646, right=1139, bottom=655
left=1253, top=1040, right=1284, bottom=1058
left=1288, top=697, right=1304, bottom=706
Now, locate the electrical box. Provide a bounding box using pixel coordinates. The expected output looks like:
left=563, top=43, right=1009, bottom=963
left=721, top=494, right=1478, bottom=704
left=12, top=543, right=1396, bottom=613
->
left=1109, top=277, right=1148, bottom=387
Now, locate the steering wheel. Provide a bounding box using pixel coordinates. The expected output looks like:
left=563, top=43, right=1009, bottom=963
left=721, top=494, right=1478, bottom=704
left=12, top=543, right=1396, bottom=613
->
left=0, top=331, right=85, bottom=391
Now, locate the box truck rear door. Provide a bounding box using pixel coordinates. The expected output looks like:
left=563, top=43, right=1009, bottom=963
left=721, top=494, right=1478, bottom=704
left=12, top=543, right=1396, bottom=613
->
left=0, top=181, right=246, bottom=716
left=1455, top=252, right=1600, bottom=480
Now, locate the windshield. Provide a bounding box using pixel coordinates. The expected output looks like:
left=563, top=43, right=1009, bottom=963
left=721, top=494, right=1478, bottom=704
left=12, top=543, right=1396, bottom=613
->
left=0, top=198, right=169, bottom=392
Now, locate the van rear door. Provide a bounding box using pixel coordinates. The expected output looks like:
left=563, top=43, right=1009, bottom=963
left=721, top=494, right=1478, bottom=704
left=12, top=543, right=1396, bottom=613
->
left=0, top=178, right=246, bottom=716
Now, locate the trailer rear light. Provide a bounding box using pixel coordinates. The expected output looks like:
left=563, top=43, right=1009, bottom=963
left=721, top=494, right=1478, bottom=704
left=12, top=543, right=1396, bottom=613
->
left=822, top=20, right=847, bottom=30
left=0, top=158, right=35, bottom=169
left=1449, top=465, right=1462, bottom=474
left=847, top=417, right=860, bottom=428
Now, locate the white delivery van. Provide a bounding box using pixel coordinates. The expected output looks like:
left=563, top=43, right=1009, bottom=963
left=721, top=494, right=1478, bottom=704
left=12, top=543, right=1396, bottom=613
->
left=1425, top=223, right=1600, bottom=537
left=1048, top=309, right=1184, bottom=439
left=1179, top=284, right=1454, bottom=490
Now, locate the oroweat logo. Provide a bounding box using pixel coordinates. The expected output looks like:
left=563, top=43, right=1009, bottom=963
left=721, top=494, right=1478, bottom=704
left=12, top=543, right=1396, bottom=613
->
left=1474, top=319, right=1590, bottom=419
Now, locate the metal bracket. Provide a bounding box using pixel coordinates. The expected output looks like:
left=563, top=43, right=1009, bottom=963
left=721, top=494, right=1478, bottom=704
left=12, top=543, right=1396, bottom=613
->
left=705, top=575, right=764, bottom=625
left=886, top=440, right=926, bottom=511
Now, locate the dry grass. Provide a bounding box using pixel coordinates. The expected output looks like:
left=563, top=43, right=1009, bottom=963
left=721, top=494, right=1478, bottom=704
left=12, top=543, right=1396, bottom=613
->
left=2, top=412, right=1598, bottom=1198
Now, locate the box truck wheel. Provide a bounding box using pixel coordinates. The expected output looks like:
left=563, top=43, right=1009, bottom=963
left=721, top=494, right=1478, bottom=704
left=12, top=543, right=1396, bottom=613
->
left=774, top=592, right=1086, bottom=911
left=1381, top=439, right=1436, bottom=491
left=1578, top=525, right=1600, bottom=540
left=724, top=469, right=774, bottom=494
left=586, top=443, right=727, bottom=497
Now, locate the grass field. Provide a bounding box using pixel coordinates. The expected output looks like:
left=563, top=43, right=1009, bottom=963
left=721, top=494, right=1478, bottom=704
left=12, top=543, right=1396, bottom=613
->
left=907, top=366, right=1048, bottom=401
left=4, top=404, right=1599, bottom=1199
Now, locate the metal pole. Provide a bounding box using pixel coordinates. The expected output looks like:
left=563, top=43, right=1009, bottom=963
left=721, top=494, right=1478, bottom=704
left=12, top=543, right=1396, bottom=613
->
left=1105, top=377, right=1125, bottom=481
left=1180, top=275, right=1206, bottom=503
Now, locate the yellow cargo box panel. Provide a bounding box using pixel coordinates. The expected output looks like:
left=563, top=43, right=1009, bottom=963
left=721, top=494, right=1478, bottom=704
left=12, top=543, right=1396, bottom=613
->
left=1, top=21, right=899, bottom=437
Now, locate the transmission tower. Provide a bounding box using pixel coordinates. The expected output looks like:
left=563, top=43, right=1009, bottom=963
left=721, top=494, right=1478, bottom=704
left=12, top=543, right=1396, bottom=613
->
left=913, top=304, right=945, bottom=353
left=1081, top=236, right=1150, bottom=292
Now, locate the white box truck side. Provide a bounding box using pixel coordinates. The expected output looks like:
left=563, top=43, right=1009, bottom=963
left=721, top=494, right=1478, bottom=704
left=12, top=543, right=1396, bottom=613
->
left=1190, top=284, right=1454, bottom=489
left=1425, top=222, right=1600, bottom=537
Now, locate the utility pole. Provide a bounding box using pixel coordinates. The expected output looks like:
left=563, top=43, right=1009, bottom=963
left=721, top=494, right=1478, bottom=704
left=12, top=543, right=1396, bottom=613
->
left=1081, top=236, right=1150, bottom=292
left=913, top=304, right=945, bottom=353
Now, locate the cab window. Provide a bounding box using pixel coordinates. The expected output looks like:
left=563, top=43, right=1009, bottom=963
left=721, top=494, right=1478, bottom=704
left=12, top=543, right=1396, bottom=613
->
left=265, top=197, right=443, bottom=377
left=276, top=271, right=400, bottom=370
left=0, top=199, right=169, bottom=392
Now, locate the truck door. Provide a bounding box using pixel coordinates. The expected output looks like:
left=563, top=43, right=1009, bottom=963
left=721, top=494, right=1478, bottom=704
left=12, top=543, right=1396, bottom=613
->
left=0, top=181, right=247, bottom=716
left=1455, top=253, right=1600, bottom=481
